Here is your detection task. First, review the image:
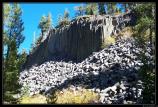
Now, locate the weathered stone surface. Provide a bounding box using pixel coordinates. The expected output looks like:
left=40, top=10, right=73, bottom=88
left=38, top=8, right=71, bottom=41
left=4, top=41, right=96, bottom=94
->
left=19, top=37, right=154, bottom=104
left=23, top=12, right=134, bottom=69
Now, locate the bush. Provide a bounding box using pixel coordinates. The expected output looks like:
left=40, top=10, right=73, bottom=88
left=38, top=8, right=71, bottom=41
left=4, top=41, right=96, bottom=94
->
left=101, top=36, right=115, bottom=49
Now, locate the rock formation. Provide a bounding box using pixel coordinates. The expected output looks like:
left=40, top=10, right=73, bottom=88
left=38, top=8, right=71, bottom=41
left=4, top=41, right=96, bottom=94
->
left=23, top=12, right=135, bottom=69
left=19, top=37, right=154, bottom=104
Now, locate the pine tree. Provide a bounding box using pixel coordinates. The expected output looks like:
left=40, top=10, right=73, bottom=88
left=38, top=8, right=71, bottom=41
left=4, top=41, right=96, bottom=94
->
left=132, top=3, right=155, bottom=104
left=5, top=3, right=25, bottom=61
left=46, top=12, right=52, bottom=29
left=107, top=3, right=116, bottom=15
left=3, top=4, right=11, bottom=54
left=17, top=49, right=27, bottom=71
left=4, top=39, right=19, bottom=102
left=38, top=13, right=52, bottom=36
left=63, top=8, right=69, bottom=20
left=3, top=4, right=11, bottom=27
left=38, top=15, right=47, bottom=36
left=85, top=3, right=98, bottom=15
left=98, top=3, right=106, bottom=15
left=107, top=3, right=112, bottom=14
left=3, top=3, right=25, bottom=103
left=57, top=9, right=70, bottom=27
left=74, top=4, right=85, bottom=16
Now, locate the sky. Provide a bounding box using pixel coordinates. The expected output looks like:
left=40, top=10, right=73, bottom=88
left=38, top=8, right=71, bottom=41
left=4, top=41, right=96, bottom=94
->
left=16, top=3, right=123, bottom=54
left=18, top=3, right=83, bottom=54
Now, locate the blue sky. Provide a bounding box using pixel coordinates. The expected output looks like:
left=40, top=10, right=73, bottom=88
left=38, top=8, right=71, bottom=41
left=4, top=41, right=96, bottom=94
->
left=17, top=3, right=123, bottom=54
left=19, top=3, right=83, bottom=54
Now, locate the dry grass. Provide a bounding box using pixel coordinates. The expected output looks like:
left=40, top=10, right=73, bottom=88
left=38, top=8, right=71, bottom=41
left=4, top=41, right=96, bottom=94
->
left=101, top=36, right=115, bottom=49
left=50, top=87, right=100, bottom=104
left=118, top=27, right=133, bottom=38
left=19, top=94, right=47, bottom=104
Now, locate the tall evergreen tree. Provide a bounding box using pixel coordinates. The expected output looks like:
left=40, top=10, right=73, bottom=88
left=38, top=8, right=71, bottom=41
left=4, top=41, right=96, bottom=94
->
left=57, top=9, right=70, bottom=27
left=85, top=3, right=98, bottom=15
left=5, top=3, right=25, bottom=61
left=17, top=49, right=27, bottom=70
left=107, top=3, right=112, bottom=14
left=63, top=8, right=70, bottom=20
left=3, top=4, right=11, bottom=57
left=46, top=12, right=52, bottom=29
left=38, top=15, right=47, bottom=36
left=98, top=3, right=106, bottom=15
left=132, top=3, right=155, bottom=104
left=3, top=4, right=11, bottom=26
left=3, top=3, right=25, bottom=103
left=74, top=5, right=85, bottom=16
left=38, top=13, right=52, bottom=36
left=107, top=3, right=116, bottom=15
left=3, top=39, right=19, bottom=102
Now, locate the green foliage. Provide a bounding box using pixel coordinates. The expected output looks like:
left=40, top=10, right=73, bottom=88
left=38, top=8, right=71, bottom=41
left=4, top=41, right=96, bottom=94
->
left=3, top=4, right=11, bottom=26
left=3, top=40, right=21, bottom=103
left=17, top=49, right=27, bottom=70
left=132, top=3, right=155, bottom=46
left=57, top=9, right=70, bottom=28
left=29, top=35, right=43, bottom=54
left=74, top=4, right=85, bottom=16
left=20, top=85, right=30, bottom=97
left=132, top=3, right=156, bottom=104
left=98, top=3, right=106, bottom=15
left=6, top=3, right=25, bottom=48
left=38, top=13, right=52, bottom=36
left=3, top=3, right=26, bottom=103
left=138, top=50, right=155, bottom=104
left=107, top=3, right=117, bottom=15
left=85, top=3, right=98, bottom=15
left=4, top=91, right=18, bottom=104
left=34, top=13, right=52, bottom=53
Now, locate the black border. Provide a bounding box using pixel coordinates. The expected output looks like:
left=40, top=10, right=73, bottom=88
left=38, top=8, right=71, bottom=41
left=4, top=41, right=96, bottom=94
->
left=0, top=0, right=157, bottom=107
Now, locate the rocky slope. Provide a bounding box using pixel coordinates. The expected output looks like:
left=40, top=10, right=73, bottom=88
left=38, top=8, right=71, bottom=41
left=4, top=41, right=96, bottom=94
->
left=23, top=12, right=135, bottom=69
left=19, top=37, right=154, bottom=104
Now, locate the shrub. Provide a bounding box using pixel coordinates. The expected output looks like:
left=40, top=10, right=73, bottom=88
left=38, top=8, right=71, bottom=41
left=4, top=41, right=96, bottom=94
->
left=101, top=36, right=115, bottom=49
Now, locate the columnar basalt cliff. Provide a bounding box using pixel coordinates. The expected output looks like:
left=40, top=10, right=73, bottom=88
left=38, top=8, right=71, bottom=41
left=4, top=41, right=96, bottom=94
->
left=23, top=12, right=135, bottom=69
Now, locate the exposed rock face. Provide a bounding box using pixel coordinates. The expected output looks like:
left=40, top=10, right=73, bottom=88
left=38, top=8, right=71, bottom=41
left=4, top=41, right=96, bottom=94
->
left=23, top=12, right=135, bottom=69
left=19, top=37, right=154, bottom=104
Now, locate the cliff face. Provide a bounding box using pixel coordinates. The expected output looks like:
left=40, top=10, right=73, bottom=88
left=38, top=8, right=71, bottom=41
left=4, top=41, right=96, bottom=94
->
left=23, top=12, right=135, bottom=69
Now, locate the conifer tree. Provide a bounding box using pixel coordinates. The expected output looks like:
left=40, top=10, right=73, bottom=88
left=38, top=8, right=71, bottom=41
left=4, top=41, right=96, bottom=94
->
left=74, top=4, right=85, bottom=16
left=38, top=15, right=47, bottom=36
left=85, top=3, right=98, bottom=15
left=38, top=13, right=52, bottom=35
left=98, top=3, right=106, bottom=15
left=3, top=3, right=25, bottom=102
